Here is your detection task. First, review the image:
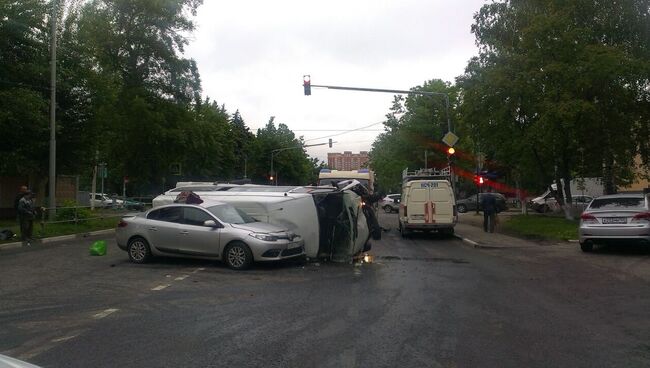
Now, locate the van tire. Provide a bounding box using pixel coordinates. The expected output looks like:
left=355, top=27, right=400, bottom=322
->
left=440, top=228, right=455, bottom=237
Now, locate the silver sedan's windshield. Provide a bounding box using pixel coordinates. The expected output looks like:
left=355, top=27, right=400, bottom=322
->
left=206, top=205, right=256, bottom=224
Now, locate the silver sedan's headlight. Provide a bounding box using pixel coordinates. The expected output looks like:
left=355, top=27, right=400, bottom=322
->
left=249, top=233, right=278, bottom=241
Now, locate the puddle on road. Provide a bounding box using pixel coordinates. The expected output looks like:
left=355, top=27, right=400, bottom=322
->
left=352, top=253, right=468, bottom=265
left=372, top=255, right=469, bottom=264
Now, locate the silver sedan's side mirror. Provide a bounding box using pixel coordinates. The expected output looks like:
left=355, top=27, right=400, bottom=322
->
left=203, top=220, right=219, bottom=227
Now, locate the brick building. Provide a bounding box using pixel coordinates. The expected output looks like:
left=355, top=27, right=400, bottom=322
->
left=327, top=151, right=369, bottom=171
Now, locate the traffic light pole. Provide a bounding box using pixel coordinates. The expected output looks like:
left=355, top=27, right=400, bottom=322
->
left=308, top=83, right=452, bottom=133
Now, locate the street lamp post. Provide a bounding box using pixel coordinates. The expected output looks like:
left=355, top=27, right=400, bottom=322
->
left=270, top=141, right=332, bottom=186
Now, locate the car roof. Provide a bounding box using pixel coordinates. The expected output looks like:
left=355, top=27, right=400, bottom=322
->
left=593, top=193, right=645, bottom=199
left=152, top=200, right=228, bottom=210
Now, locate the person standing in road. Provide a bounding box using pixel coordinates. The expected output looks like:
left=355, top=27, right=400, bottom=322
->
left=17, top=191, right=37, bottom=246
left=481, top=188, right=498, bottom=233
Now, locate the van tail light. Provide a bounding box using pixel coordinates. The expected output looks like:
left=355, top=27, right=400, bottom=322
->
left=631, top=212, right=650, bottom=223
left=580, top=213, right=598, bottom=224
left=118, top=220, right=128, bottom=228
left=401, top=204, right=407, bottom=217
left=453, top=205, right=458, bottom=217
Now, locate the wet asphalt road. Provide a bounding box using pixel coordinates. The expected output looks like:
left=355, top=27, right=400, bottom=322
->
left=1, top=213, right=650, bottom=367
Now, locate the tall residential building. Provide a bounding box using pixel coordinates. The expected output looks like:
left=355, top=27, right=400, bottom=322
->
left=327, top=151, right=369, bottom=171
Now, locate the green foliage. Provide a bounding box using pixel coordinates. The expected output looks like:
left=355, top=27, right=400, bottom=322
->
left=248, top=118, right=315, bottom=185
left=370, top=80, right=459, bottom=192
left=459, top=0, right=650, bottom=196
left=0, top=0, right=320, bottom=193
left=501, top=215, right=579, bottom=241
left=56, top=200, right=91, bottom=221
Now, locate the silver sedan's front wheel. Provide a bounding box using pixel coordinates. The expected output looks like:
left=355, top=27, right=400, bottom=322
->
left=224, top=242, right=253, bottom=270
left=128, top=237, right=152, bottom=264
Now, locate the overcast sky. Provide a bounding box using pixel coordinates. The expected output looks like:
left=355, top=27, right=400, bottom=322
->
left=186, top=0, right=487, bottom=163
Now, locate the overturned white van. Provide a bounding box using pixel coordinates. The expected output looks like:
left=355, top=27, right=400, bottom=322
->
left=152, top=184, right=371, bottom=262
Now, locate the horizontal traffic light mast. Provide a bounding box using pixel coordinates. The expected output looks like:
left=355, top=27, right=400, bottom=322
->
left=302, top=75, right=452, bottom=134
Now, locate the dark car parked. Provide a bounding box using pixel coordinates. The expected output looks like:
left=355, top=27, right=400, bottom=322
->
left=456, top=193, right=507, bottom=213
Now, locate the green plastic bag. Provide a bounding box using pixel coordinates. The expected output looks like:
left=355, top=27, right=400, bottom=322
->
left=89, top=240, right=107, bottom=256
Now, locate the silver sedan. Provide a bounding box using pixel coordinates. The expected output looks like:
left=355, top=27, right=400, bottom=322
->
left=116, top=201, right=304, bottom=270
left=579, top=193, right=650, bottom=252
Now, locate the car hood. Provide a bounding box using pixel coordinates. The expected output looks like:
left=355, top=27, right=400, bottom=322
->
left=230, top=222, right=288, bottom=234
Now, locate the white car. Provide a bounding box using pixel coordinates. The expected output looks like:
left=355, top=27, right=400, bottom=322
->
left=380, top=194, right=401, bottom=213
left=89, top=193, right=124, bottom=208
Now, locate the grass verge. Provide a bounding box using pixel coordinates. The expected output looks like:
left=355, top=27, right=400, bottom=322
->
left=500, top=214, right=579, bottom=241
left=0, top=215, right=120, bottom=244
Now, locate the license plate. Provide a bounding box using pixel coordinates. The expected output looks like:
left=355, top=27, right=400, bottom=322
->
left=412, top=214, right=425, bottom=220
left=602, top=217, right=627, bottom=224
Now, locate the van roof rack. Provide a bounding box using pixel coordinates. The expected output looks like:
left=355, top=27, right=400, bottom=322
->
left=402, top=167, right=451, bottom=182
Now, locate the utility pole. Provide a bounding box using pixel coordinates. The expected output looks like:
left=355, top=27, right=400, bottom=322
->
left=48, top=0, right=57, bottom=219
left=91, top=151, right=98, bottom=210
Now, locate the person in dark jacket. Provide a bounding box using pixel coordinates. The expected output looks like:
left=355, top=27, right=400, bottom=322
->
left=17, top=191, right=37, bottom=246
left=481, top=188, right=498, bottom=233
left=13, top=185, right=28, bottom=218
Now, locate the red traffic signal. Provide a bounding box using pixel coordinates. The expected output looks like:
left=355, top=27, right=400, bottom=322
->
left=303, top=75, right=311, bottom=96
left=473, top=175, right=485, bottom=185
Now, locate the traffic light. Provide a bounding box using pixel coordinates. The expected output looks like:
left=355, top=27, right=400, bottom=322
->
left=303, top=75, right=311, bottom=96
left=328, top=138, right=332, bottom=148
left=446, top=147, right=455, bottom=165
left=473, top=174, right=485, bottom=185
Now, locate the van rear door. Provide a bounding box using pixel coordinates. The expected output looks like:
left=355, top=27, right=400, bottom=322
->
left=430, top=184, right=454, bottom=224
left=406, top=181, right=455, bottom=225
left=406, top=185, right=429, bottom=224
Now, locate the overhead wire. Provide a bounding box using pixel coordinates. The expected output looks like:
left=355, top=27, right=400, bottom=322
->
left=302, top=121, right=385, bottom=142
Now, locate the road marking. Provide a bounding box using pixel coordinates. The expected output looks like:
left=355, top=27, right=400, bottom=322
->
left=175, top=275, right=189, bottom=281
left=151, top=284, right=170, bottom=291
left=93, top=308, right=119, bottom=319
left=192, top=267, right=205, bottom=274
left=51, top=335, right=78, bottom=343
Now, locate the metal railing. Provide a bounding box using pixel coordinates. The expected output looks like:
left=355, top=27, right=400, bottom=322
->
left=35, top=203, right=152, bottom=237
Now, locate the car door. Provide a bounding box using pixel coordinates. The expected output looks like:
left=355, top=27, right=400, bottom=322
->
left=146, top=206, right=182, bottom=253
left=179, top=207, right=222, bottom=257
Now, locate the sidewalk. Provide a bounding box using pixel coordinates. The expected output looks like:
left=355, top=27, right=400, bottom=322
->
left=455, top=213, right=556, bottom=249
left=0, top=229, right=115, bottom=251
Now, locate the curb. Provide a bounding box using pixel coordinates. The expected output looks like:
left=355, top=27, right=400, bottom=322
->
left=454, top=234, right=480, bottom=248
left=0, top=229, right=115, bottom=251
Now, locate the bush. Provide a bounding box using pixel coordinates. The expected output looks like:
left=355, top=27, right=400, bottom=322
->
left=56, top=200, right=92, bottom=222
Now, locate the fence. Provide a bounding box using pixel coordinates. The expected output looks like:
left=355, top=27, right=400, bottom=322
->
left=34, top=201, right=152, bottom=238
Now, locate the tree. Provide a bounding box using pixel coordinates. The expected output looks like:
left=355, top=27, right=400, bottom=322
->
left=230, top=110, right=254, bottom=180
left=370, top=80, right=458, bottom=192
left=75, top=0, right=205, bottom=191
left=0, top=0, right=50, bottom=184
left=458, top=0, right=650, bottom=218
left=249, top=117, right=315, bottom=185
